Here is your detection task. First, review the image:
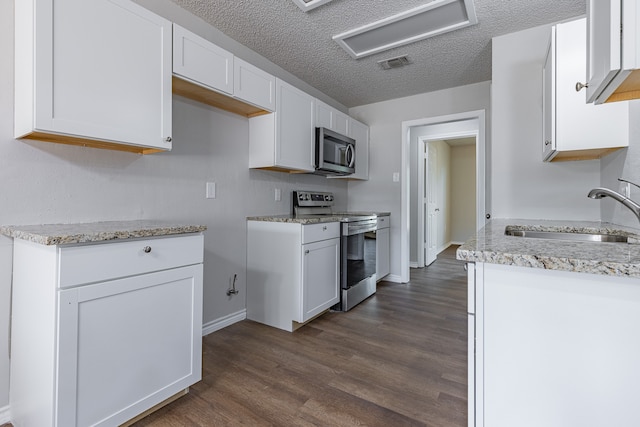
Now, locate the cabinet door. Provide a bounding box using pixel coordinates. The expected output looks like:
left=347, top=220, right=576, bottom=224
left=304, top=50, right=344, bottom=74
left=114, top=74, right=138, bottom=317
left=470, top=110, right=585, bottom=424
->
left=586, top=0, right=622, bottom=103
left=376, top=227, right=390, bottom=280
left=28, top=0, right=172, bottom=150
left=542, top=29, right=556, bottom=161
left=316, top=100, right=333, bottom=130
left=544, top=18, right=628, bottom=161
left=333, top=111, right=349, bottom=136
left=56, top=265, right=203, bottom=427
left=173, top=23, right=234, bottom=95
left=276, top=79, right=316, bottom=172
left=347, top=118, right=370, bottom=180
left=301, top=237, right=340, bottom=322
left=316, top=100, right=349, bottom=135
left=234, top=57, right=276, bottom=111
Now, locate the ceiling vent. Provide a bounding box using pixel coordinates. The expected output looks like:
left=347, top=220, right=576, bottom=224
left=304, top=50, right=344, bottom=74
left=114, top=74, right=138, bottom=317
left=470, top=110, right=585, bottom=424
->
left=378, top=55, right=412, bottom=70
left=291, top=0, right=334, bottom=12
left=333, top=0, right=477, bottom=59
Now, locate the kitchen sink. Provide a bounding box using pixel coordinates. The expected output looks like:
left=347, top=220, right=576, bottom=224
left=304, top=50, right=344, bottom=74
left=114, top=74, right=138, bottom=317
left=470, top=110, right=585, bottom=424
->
left=504, top=228, right=628, bottom=243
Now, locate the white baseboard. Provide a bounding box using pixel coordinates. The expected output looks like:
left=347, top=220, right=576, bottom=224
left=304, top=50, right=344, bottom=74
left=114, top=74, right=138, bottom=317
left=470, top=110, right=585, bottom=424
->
left=450, top=241, right=465, bottom=246
left=202, top=309, right=246, bottom=336
left=381, top=274, right=403, bottom=283
left=0, top=404, right=10, bottom=424
left=409, top=262, right=419, bottom=268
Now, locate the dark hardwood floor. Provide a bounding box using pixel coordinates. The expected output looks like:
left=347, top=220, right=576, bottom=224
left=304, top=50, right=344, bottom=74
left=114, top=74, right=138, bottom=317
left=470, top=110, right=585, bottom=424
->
left=0, top=246, right=468, bottom=427
left=135, top=245, right=468, bottom=427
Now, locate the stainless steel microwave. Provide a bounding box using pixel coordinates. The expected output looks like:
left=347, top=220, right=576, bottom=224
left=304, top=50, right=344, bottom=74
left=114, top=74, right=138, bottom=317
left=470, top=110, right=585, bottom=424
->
left=315, top=127, right=356, bottom=176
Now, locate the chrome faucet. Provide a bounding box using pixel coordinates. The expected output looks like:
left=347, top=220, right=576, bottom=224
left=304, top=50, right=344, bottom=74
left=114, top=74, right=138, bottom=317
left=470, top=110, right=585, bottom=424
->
left=588, top=180, right=640, bottom=222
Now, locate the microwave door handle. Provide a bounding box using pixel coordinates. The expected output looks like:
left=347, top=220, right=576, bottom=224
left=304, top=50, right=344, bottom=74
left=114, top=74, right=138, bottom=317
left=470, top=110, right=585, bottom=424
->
left=347, top=144, right=355, bottom=168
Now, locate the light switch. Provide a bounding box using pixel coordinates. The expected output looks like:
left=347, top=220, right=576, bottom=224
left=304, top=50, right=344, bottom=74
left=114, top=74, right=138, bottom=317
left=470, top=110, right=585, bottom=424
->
left=275, top=188, right=281, bottom=201
left=206, top=182, right=216, bottom=199
left=392, top=172, right=400, bottom=182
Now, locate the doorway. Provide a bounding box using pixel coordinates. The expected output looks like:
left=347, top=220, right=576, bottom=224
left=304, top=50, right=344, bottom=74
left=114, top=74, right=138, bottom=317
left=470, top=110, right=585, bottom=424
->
left=400, top=111, right=487, bottom=282
left=417, top=136, right=477, bottom=268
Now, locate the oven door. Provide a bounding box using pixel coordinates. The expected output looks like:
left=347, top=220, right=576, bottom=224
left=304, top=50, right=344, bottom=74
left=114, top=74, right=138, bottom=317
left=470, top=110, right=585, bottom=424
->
left=341, top=219, right=377, bottom=290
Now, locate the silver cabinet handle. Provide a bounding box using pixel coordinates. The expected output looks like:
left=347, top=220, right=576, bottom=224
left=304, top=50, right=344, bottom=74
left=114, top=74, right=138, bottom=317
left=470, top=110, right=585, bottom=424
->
left=545, top=140, right=551, bottom=146
left=575, top=82, right=589, bottom=92
left=464, top=263, right=468, bottom=271
left=165, top=136, right=172, bottom=142
left=323, top=226, right=327, bottom=231
left=305, top=249, right=310, bottom=254
left=143, top=246, right=152, bottom=253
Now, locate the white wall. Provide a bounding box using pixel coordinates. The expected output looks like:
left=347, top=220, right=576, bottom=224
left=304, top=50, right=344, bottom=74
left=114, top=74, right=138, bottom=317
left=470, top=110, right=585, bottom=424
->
left=450, top=144, right=477, bottom=243
left=0, top=0, right=347, bottom=412
left=601, top=101, right=640, bottom=227
left=348, top=82, right=491, bottom=281
left=491, top=22, right=602, bottom=220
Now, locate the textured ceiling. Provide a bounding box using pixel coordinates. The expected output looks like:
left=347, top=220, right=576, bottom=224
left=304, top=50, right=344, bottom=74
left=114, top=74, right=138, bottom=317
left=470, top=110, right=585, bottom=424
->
left=169, top=0, right=585, bottom=108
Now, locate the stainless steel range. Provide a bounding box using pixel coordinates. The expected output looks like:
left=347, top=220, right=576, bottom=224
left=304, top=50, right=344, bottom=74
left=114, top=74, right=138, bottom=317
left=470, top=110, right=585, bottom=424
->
left=293, top=191, right=377, bottom=311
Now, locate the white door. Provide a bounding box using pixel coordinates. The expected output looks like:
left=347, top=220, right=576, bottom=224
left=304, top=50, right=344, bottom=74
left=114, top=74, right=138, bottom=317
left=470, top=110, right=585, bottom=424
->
left=425, top=142, right=438, bottom=266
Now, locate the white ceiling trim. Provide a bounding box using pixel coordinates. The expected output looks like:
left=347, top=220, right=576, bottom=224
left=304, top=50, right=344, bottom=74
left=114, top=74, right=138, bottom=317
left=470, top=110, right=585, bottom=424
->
left=333, top=0, right=478, bottom=59
left=290, top=0, right=334, bottom=12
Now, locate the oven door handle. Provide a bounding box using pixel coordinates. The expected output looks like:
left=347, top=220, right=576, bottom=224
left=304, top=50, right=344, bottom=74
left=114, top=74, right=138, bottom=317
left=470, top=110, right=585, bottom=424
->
left=345, top=223, right=377, bottom=236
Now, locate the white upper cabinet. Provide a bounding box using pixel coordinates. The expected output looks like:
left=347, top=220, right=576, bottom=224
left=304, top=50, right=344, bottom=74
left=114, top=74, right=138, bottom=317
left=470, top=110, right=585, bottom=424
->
left=249, top=79, right=316, bottom=172
left=586, top=0, right=640, bottom=104
left=333, top=117, right=369, bottom=180
left=171, top=24, right=275, bottom=116
left=173, top=23, right=233, bottom=95
left=14, top=0, right=173, bottom=154
left=234, top=58, right=276, bottom=112
left=316, top=100, right=349, bottom=136
left=542, top=18, right=628, bottom=162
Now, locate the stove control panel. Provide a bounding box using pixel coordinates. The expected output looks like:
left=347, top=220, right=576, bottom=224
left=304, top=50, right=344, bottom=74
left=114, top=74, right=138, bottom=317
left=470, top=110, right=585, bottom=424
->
left=293, top=191, right=334, bottom=207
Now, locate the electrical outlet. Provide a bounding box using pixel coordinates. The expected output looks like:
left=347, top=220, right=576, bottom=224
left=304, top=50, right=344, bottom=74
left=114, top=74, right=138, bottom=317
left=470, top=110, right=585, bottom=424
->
left=392, top=172, right=400, bottom=182
left=206, top=182, right=216, bottom=199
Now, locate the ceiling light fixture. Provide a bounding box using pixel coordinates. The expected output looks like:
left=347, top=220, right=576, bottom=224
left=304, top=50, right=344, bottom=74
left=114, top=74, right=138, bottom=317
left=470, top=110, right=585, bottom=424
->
left=333, top=0, right=477, bottom=59
left=290, top=0, right=334, bottom=12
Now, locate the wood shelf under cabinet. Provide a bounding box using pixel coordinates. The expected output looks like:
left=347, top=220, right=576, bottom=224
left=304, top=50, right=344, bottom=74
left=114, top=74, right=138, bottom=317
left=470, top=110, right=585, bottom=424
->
left=18, top=132, right=166, bottom=155
left=172, top=76, right=271, bottom=118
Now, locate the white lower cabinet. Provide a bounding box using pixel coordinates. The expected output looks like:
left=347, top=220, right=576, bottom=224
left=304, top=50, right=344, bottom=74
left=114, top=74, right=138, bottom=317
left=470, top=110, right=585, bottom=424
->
left=375, top=215, right=390, bottom=280
left=469, top=262, right=640, bottom=427
left=247, top=221, right=340, bottom=332
left=10, top=234, right=204, bottom=427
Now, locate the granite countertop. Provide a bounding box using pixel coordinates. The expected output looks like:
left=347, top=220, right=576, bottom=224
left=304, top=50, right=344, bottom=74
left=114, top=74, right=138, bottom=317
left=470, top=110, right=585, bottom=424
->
left=0, top=220, right=207, bottom=246
left=247, top=212, right=390, bottom=224
left=247, top=214, right=344, bottom=224
left=456, top=219, right=640, bottom=277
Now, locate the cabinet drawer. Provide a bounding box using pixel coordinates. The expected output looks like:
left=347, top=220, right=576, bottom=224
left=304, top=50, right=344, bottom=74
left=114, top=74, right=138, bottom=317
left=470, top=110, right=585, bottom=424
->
left=58, top=234, right=204, bottom=288
left=302, top=222, right=339, bottom=244
left=377, top=215, right=390, bottom=229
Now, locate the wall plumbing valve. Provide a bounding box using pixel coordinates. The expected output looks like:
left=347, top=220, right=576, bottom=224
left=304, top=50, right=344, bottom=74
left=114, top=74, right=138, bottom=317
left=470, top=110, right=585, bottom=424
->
left=227, top=274, right=239, bottom=296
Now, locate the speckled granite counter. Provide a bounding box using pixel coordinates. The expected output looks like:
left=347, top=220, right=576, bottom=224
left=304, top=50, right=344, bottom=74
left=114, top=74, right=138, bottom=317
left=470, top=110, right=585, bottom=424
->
left=456, top=219, right=640, bottom=277
left=247, top=215, right=344, bottom=224
left=247, top=212, right=390, bottom=225
left=0, top=220, right=207, bottom=246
